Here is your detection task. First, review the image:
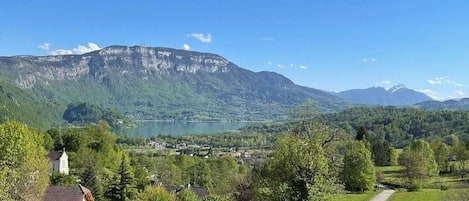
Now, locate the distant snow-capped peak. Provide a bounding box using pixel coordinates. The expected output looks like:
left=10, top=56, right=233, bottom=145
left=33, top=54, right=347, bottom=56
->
left=389, top=84, right=407, bottom=93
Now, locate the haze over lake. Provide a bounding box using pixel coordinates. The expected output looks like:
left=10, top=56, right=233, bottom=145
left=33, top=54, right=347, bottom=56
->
left=115, top=121, right=252, bottom=137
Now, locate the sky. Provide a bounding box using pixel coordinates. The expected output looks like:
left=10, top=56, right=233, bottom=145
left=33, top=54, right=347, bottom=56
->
left=1, top=0, right=469, bottom=100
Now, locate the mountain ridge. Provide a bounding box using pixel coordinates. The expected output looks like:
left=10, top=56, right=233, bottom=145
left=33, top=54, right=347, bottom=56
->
left=0, top=45, right=349, bottom=121
left=337, top=85, right=432, bottom=106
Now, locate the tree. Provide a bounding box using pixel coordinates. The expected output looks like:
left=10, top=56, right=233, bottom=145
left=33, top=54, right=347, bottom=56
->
left=342, top=141, right=375, bottom=191
left=451, top=136, right=469, bottom=173
left=177, top=188, right=198, bottom=201
left=189, top=160, right=212, bottom=187
left=430, top=140, right=450, bottom=173
left=0, top=121, right=50, bottom=201
left=371, top=139, right=393, bottom=166
left=256, top=123, right=342, bottom=201
left=106, top=153, right=137, bottom=201
left=355, top=126, right=370, bottom=141
left=50, top=173, right=77, bottom=186
left=81, top=165, right=103, bottom=201
left=137, top=186, right=176, bottom=201
left=399, top=140, right=438, bottom=190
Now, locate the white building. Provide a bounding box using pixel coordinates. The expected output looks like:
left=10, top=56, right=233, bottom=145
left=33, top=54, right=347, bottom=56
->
left=48, top=149, right=69, bottom=175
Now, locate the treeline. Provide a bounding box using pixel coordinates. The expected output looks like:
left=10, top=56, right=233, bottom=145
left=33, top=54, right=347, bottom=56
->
left=63, top=102, right=134, bottom=128
left=244, top=106, right=469, bottom=148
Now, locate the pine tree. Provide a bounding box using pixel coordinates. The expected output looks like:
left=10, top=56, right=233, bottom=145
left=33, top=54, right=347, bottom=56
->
left=355, top=126, right=370, bottom=141
left=106, top=153, right=137, bottom=201
left=81, top=165, right=103, bottom=200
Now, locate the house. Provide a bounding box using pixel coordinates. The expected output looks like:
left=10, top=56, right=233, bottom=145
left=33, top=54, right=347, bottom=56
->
left=44, top=184, right=94, bottom=201
left=48, top=149, right=69, bottom=175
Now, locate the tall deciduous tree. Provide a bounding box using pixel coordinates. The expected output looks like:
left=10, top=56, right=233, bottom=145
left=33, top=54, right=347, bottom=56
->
left=137, top=186, right=176, bottom=201
left=399, top=139, right=438, bottom=190
left=256, top=123, right=342, bottom=201
left=430, top=140, right=450, bottom=173
left=342, top=141, right=375, bottom=191
left=0, top=121, right=49, bottom=201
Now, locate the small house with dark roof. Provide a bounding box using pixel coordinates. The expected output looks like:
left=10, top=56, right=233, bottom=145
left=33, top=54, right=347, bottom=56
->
left=47, top=149, right=69, bottom=175
left=44, top=184, right=94, bottom=201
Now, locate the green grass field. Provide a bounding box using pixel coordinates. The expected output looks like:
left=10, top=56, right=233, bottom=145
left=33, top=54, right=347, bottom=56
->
left=376, top=164, right=468, bottom=201
left=388, top=189, right=443, bottom=201
left=333, top=190, right=382, bottom=201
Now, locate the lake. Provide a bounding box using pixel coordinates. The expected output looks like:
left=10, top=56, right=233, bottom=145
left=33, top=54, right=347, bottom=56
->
left=114, top=121, right=252, bottom=137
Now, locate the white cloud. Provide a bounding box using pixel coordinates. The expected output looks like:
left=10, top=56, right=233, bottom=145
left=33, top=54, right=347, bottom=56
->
left=381, top=80, right=391, bottom=85
left=299, top=65, right=308, bottom=70
left=182, top=44, right=190, bottom=50
left=187, top=33, right=212, bottom=43
left=449, top=81, right=465, bottom=87
left=49, top=42, right=101, bottom=55
left=418, top=89, right=446, bottom=101
left=267, top=61, right=272, bottom=65
left=289, top=64, right=295, bottom=68
left=456, top=91, right=465, bottom=96
left=427, top=76, right=465, bottom=87
left=277, top=64, right=284, bottom=68
left=418, top=89, right=468, bottom=101
left=38, top=43, right=51, bottom=51
left=362, top=57, right=377, bottom=62
left=428, top=76, right=448, bottom=85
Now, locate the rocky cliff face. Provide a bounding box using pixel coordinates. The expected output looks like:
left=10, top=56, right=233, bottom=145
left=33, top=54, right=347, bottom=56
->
left=1, top=46, right=232, bottom=89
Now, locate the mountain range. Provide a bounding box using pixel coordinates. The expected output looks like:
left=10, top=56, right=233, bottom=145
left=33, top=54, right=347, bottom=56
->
left=0, top=46, right=348, bottom=122
left=1, top=45, right=468, bottom=128
left=337, top=85, right=432, bottom=106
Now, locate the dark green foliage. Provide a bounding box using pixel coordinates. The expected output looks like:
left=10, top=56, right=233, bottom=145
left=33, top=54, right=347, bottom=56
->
left=81, top=165, right=103, bottom=201
left=355, top=126, right=370, bottom=141
left=314, top=107, right=469, bottom=147
left=63, top=102, right=133, bottom=128
left=244, top=107, right=469, bottom=148
left=371, top=139, right=393, bottom=166
left=50, top=173, right=77, bottom=186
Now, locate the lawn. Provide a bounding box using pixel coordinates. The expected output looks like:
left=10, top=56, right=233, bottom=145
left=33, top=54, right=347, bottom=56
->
left=387, top=189, right=443, bottom=201
left=333, top=190, right=382, bottom=201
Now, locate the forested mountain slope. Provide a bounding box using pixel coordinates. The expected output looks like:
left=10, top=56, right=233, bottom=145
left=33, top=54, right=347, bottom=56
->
left=0, top=46, right=349, bottom=121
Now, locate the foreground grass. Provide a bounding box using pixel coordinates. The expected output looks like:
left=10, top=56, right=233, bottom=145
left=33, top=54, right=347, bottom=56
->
left=388, top=189, right=442, bottom=201
left=333, top=190, right=382, bottom=201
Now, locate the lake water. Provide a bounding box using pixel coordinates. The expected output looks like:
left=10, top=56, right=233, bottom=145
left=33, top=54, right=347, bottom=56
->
left=114, top=121, right=252, bottom=137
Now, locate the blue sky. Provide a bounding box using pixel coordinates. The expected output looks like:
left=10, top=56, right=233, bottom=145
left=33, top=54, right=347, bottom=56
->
left=1, top=1, right=469, bottom=100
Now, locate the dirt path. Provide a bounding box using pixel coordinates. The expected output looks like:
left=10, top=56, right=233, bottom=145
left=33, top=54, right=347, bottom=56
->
left=369, top=188, right=395, bottom=201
